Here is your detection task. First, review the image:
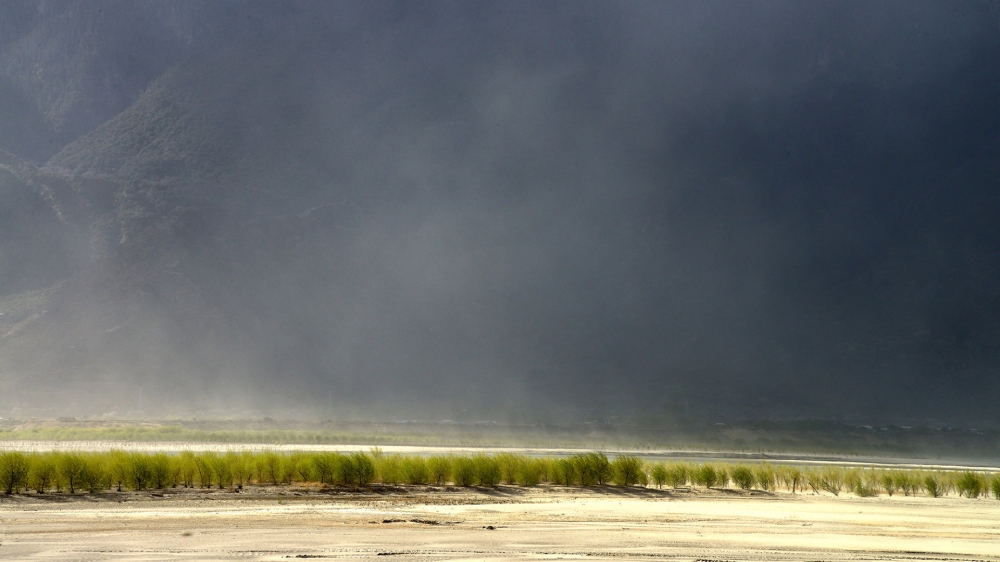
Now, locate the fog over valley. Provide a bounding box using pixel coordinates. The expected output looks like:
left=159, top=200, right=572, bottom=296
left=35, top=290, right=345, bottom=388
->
left=1, top=1, right=1000, bottom=425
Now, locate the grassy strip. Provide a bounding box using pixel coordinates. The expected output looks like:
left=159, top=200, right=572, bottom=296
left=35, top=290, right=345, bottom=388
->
left=2, top=424, right=995, bottom=457
left=1, top=450, right=999, bottom=499
left=0, top=426, right=667, bottom=450
left=0, top=427, right=428, bottom=444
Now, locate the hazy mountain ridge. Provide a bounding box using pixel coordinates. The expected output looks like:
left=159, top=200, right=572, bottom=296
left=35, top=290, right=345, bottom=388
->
left=2, top=2, right=1000, bottom=422
left=0, top=1, right=211, bottom=161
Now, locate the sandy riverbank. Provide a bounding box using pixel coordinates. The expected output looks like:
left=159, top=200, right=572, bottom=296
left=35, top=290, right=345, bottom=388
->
left=2, top=485, right=999, bottom=561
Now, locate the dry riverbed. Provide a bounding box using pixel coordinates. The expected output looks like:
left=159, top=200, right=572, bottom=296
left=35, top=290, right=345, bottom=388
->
left=1, top=485, right=999, bottom=561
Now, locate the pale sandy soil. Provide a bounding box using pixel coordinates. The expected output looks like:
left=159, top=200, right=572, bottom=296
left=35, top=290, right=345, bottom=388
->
left=2, top=486, right=999, bottom=561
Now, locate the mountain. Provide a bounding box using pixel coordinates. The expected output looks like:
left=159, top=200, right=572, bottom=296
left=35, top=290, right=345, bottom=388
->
left=2, top=1, right=1000, bottom=423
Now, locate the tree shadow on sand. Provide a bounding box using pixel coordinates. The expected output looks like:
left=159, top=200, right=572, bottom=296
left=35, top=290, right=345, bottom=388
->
left=574, top=486, right=679, bottom=498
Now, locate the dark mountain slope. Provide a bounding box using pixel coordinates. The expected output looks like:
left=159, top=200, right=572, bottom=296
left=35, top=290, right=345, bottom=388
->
left=0, top=152, right=82, bottom=295
left=0, top=0, right=228, bottom=162
left=2, top=2, right=1000, bottom=422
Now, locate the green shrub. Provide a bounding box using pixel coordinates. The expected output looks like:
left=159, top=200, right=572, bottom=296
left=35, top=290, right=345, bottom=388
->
left=753, top=464, right=775, bottom=491
left=611, top=454, right=644, bottom=487
left=278, top=454, right=296, bottom=485
left=717, top=466, right=729, bottom=488
left=218, top=452, right=237, bottom=487
left=989, top=474, right=1000, bottom=500
left=107, top=450, right=129, bottom=492
left=289, top=453, right=312, bottom=485
left=895, top=471, right=918, bottom=496
left=0, top=451, right=30, bottom=494
left=550, top=458, right=576, bottom=486
left=452, top=456, right=476, bottom=486
left=83, top=454, right=109, bottom=493
left=150, top=453, right=173, bottom=489
left=665, top=463, right=688, bottom=488
left=230, top=451, right=253, bottom=487
left=923, top=473, right=945, bottom=498
left=850, top=469, right=879, bottom=497
left=125, top=453, right=152, bottom=491
left=804, top=468, right=821, bottom=494
left=427, top=456, right=451, bottom=485
left=349, top=452, right=375, bottom=486
left=516, top=458, right=547, bottom=486
left=819, top=467, right=844, bottom=496
left=401, top=456, right=428, bottom=485
left=692, top=464, right=718, bottom=488
left=312, top=453, right=338, bottom=484
left=473, top=454, right=501, bottom=486
left=649, top=463, right=667, bottom=489
left=880, top=471, right=898, bottom=496
left=495, top=453, right=522, bottom=485
left=58, top=453, right=89, bottom=494
left=955, top=471, right=985, bottom=498
left=593, top=453, right=613, bottom=485
left=731, top=465, right=754, bottom=490
left=259, top=451, right=281, bottom=485
left=177, top=451, right=196, bottom=488
left=195, top=452, right=216, bottom=488
left=332, top=453, right=355, bottom=485
left=779, top=466, right=803, bottom=493
left=375, top=454, right=402, bottom=484
left=28, top=453, right=57, bottom=493
left=572, top=452, right=612, bottom=486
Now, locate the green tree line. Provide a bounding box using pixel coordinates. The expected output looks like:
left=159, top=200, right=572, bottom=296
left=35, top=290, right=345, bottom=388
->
left=1, top=449, right=998, bottom=499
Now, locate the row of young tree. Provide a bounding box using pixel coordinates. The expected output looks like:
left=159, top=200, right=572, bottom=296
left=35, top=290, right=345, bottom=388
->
left=1, top=449, right=999, bottom=499
left=651, top=462, right=1000, bottom=498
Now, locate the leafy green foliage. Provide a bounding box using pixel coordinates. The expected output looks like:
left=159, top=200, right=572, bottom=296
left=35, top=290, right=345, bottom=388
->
left=0, top=449, right=995, bottom=502
left=1, top=451, right=31, bottom=494
left=846, top=469, right=879, bottom=497
left=664, top=463, right=689, bottom=488
left=516, top=458, right=548, bottom=487
left=349, top=452, right=376, bottom=486
left=58, top=453, right=88, bottom=494
left=692, top=464, right=719, bottom=488
left=572, top=452, right=612, bottom=486
left=375, top=454, right=401, bottom=485
left=880, top=471, right=898, bottom=496
left=427, top=456, right=451, bottom=485
left=611, top=454, right=644, bottom=487
left=955, top=471, right=985, bottom=498
left=923, top=473, right=945, bottom=498
left=452, top=456, right=476, bottom=487
left=550, top=458, right=576, bottom=486
left=778, top=466, right=803, bottom=493
left=731, top=465, right=754, bottom=490
left=649, top=463, right=668, bottom=489
left=150, top=453, right=173, bottom=489
left=895, top=471, right=919, bottom=496
left=472, top=455, right=501, bottom=486
left=401, top=456, right=428, bottom=485
left=753, top=464, right=775, bottom=491
left=818, top=467, right=844, bottom=496
left=312, top=453, right=338, bottom=484
left=125, top=453, right=153, bottom=491
left=28, top=453, right=57, bottom=494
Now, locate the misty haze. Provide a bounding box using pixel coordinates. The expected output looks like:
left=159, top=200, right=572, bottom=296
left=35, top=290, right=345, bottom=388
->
left=6, top=3, right=1000, bottom=561
left=2, top=0, right=1000, bottom=428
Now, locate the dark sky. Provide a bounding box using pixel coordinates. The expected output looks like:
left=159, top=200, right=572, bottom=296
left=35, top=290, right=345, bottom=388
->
left=1, top=1, right=1000, bottom=423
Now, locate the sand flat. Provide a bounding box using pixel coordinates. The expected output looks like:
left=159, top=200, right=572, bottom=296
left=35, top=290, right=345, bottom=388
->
left=2, top=487, right=999, bottom=561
